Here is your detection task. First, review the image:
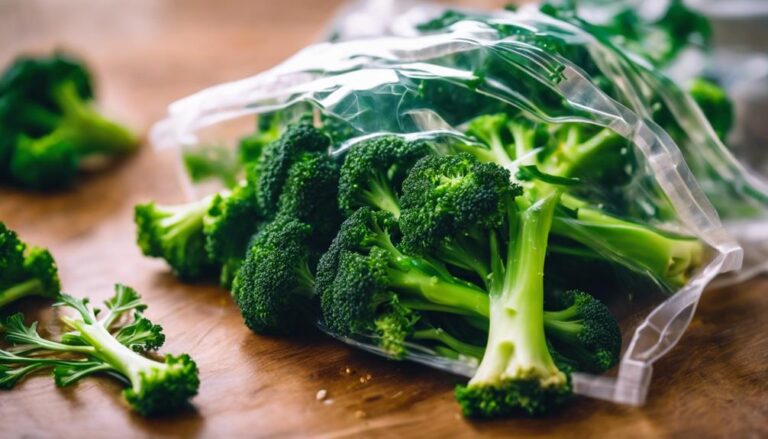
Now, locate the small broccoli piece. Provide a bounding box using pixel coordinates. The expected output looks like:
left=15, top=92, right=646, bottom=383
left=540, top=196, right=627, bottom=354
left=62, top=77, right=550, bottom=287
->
left=0, top=285, right=198, bottom=416
left=318, top=113, right=360, bottom=146
left=0, top=222, right=60, bottom=309
left=543, top=290, right=622, bottom=373
left=338, top=136, right=431, bottom=217
left=232, top=216, right=317, bottom=334
left=134, top=197, right=218, bottom=280
left=255, top=123, right=331, bottom=212
left=317, top=208, right=489, bottom=358
left=0, top=53, right=137, bottom=190
left=688, top=77, right=733, bottom=141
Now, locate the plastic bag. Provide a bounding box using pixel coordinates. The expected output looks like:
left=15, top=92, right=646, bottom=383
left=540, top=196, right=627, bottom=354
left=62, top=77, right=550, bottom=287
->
left=151, top=6, right=743, bottom=406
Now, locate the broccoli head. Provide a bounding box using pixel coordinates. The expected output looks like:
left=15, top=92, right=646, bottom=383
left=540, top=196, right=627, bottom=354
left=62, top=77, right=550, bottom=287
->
left=0, top=222, right=60, bottom=309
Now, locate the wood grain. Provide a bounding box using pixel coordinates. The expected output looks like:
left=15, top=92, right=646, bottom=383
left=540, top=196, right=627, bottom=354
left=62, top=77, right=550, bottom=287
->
left=0, top=1, right=766, bottom=437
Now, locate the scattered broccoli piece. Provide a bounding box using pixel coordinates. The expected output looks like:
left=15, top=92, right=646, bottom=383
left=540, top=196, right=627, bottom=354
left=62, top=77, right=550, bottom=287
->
left=0, top=285, right=198, bottom=416
left=0, top=53, right=137, bottom=190
left=134, top=197, right=217, bottom=280
left=338, top=136, right=431, bottom=217
left=0, top=222, right=60, bottom=309
left=232, top=216, right=317, bottom=334
left=255, top=123, right=331, bottom=212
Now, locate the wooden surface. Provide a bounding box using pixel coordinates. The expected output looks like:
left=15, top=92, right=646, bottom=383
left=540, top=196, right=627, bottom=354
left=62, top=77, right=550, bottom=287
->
left=1, top=1, right=767, bottom=437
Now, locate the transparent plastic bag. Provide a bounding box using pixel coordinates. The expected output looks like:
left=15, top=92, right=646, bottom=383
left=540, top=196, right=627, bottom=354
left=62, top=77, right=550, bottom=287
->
left=151, top=6, right=743, bottom=406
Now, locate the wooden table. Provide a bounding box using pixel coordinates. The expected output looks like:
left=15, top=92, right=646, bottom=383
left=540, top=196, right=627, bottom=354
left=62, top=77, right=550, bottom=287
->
left=1, top=1, right=766, bottom=437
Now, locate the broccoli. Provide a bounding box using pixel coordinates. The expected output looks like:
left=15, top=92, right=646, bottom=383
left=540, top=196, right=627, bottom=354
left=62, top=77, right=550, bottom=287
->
left=337, top=136, right=432, bottom=217
left=182, top=144, right=241, bottom=188
left=232, top=216, right=317, bottom=334
left=0, top=285, right=198, bottom=416
left=254, top=122, right=331, bottom=212
left=134, top=196, right=218, bottom=280
left=688, top=77, right=733, bottom=141
left=0, top=222, right=60, bottom=309
left=0, top=53, right=137, bottom=189
left=239, top=112, right=285, bottom=164
left=317, top=207, right=490, bottom=357
left=396, top=153, right=621, bottom=416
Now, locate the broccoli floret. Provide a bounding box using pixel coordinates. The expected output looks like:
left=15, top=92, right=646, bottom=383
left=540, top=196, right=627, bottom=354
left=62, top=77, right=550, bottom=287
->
left=0, top=285, right=198, bottom=416
left=232, top=216, right=317, bottom=334
left=182, top=144, right=241, bottom=188
left=543, top=290, right=622, bottom=373
left=319, top=113, right=360, bottom=146
left=276, top=152, right=342, bottom=247
left=203, top=183, right=263, bottom=285
left=317, top=208, right=489, bottom=357
left=0, top=222, right=60, bottom=309
left=0, top=53, right=137, bottom=189
left=338, top=136, right=431, bottom=217
left=688, top=77, right=733, bottom=141
left=134, top=197, right=217, bottom=280
left=239, top=112, right=285, bottom=164
left=255, top=123, right=331, bottom=212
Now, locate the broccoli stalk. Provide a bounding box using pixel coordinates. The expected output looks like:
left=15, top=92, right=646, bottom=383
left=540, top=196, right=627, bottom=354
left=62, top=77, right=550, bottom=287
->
left=456, top=190, right=571, bottom=418
left=0, top=222, right=60, bottom=309
left=0, top=285, right=198, bottom=416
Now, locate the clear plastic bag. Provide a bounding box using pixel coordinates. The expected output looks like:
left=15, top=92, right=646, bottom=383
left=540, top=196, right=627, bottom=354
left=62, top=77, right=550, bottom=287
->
left=151, top=6, right=744, bottom=406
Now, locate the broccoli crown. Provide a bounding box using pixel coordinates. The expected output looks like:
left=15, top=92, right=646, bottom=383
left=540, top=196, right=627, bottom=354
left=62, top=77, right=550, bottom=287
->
left=134, top=199, right=217, bottom=280
left=688, top=77, right=733, bottom=140
left=0, top=53, right=136, bottom=190
left=455, top=372, right=573, bottom=417
left=232, top=216, right=317, bottom=334
left=123, top=354, right=199, bottom=416
left=277, top=152, right=342, bottom=247
left=0, top=222, right=61, bottom=308
left=399, top=153, right=518, bottom=254
left=254, top=123, right=331, bottom=212
left=544, top=290, right=622, bottom=372
left=337, top=136, right=432, bottom=217
left=203, top=184, right=262, bottom=264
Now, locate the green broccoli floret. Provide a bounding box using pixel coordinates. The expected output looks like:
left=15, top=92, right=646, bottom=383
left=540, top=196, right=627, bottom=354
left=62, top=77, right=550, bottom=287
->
left=239, top=112, right=285, bottom=164
left=254, top=123, right=331, bottom=212
left=276, top=152, right=342, bottom=247
left=134, top=197, right=217, bottom=280
left=182, top=144, right=241, bottom=188
left=543, top=290, right=622, bottom=373
left=0, top=53, right=137, bottom=190
left=318, top=113, right=360, bottom=146
left=232, top=216, right=317, bottom=334
left=337, top=136, right=431, bottom=217
left=0, top=285, right=198, bottom=416
left=317, top=207, right=489, bottom=357
left=688, top=77, right=733, bottom=141
left=0, top=222, right=60, bottom=309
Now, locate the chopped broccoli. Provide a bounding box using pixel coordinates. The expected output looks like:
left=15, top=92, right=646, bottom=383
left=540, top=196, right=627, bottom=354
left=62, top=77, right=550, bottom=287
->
left=0, top=222, right=60, bottom=309
left=337, top=136, right=431, bottom=217
left=0, top=53, right=137, bottom=190
left=0, top=285, right=198, bottom=416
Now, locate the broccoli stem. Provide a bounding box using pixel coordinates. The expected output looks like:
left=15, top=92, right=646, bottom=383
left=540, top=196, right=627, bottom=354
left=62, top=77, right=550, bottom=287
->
left=413, top=328, right=485, bottom=360
left=362, top=171, right=401, bottom=217
left=64, top=316, right=159, bottom=391
left=386, top=266, right=489, bottom=318
left=548, top=128, right=621, bottom=177
left=53, top=81, right=137, bottom=156
left=161, top=198, right=211, bottom=246
left=0, top=279, right=45, bottom=309
left=472, top=191, right=564, bottom=387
